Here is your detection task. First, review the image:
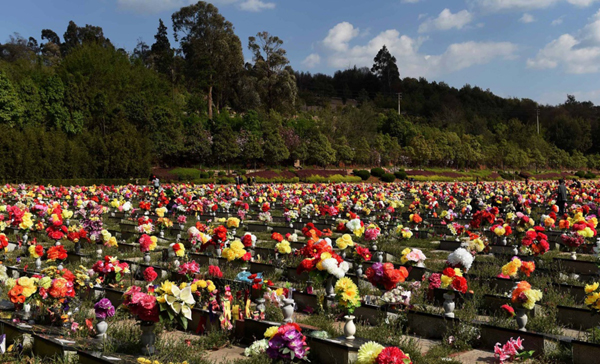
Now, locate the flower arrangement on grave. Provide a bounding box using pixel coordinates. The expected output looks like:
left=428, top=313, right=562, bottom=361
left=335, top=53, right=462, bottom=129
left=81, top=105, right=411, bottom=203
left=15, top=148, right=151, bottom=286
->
left=302, top=222, right=323, bottom=239
left=519, top=227, right=549, bottom=256
left=221, top=240, right=252, bottom=263
left=227, top=217, right=240, bottom=229
left=170, top=242, right=185, bottom=257
left=0, top=233, right=8, bottom=251
left=446, top=247, right=474, bottom=272
left=381, top=287, right=412, bottom=307
left=95, top=298, right=115, bottom=320
left=494, top=337, right=533, bottom=363
left=275, top=240, right=292, bottom=255
left=335, top=233, right=355, bottom=253
left=499, top=257, right=535, bottom=279
left=46, top=211, right=68, bottom=241
left=92, top=256, right=130, bottom=286
left=156, top=217, right=173, bottom=232
left=178, top=261, right=200, bottom=280
left=364, top=224, right=381, bottom=242
left=439, top=268, right=468, bottom=294
left=137, top=217, right=155, bottom=234
left=155, top=280, right=196, bottom=329
left=264, top=323, right=310, bottom=362
left=47, top=245, right=68, bottom=261
left=357, top=342, right=412, bottom=364
left=29, top=244, right=44, bottom=259
left=584, top=282, right=600, bottom=313
left=6, top=276, right=38, bottom=305
left=139, top=234, right=158, bottom=253
left=345, top=218, right=364, bottom=238
left=395, top=225, right=413, bottom=240
left=334, top=277, right=361, bottom=313
left=296, top=239, right=350, bottom=279
left=241, top=232, right=256, bottom=248
left=123, top=286, right=160, bottom=322
left=465, top=231, right=488, bottom=254
left=511, top=281, right=542, bottom=310
left=365, top=263, right=408, bottom=291
left=400, top=248, right=426, bottom=266
left=353, top=245, right=372, bottom=264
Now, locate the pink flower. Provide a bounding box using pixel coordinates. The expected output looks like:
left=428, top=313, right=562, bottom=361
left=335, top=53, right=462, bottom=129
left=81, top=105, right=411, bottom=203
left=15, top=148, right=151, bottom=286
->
left=71, top=322, right=79, bottom=332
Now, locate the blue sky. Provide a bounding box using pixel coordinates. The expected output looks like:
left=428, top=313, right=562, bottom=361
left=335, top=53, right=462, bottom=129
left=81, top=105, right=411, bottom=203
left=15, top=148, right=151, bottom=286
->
left=2, top=0, right=600, bottom=105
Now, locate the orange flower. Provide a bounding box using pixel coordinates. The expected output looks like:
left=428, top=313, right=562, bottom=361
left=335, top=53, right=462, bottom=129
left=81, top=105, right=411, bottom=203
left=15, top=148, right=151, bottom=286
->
left=49, top=278, right=68, bottom=298
left=511, top=281, right=531, bottom=303
left=559, top=220, right=570, bottom=230
left=520, top=261, right=536, bottom=277
left=8, top=285, right=25, bottom=304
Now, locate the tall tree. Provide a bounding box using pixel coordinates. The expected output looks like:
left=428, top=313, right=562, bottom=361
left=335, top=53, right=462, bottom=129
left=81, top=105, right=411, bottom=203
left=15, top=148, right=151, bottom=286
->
left=371, top=45, right=400, bottom=94
left=150, top=19, right=174, bottom=76
left=172, top=2, right=243, bottom=119
left=247, top=31, right=297, bottom=113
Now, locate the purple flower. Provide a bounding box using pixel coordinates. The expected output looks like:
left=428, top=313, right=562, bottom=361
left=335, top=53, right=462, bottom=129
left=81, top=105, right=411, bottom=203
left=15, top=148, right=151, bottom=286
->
left=94, top=298, right=115, bottom=320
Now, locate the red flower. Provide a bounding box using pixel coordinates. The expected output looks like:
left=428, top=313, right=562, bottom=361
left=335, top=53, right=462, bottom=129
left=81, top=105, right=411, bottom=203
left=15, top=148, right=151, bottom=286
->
left=271, top=232, right=284, bottom=242
left=297, top=258, right=317, bottom=274
left=47, top=245, right=68, bottom=260
left=208, top=265, right=222, bottom=278
left=451, top=276, right=468, bottom=294
left=242, top=252, right=252, bottom=261
left=143, top=267, right=158, bottom=282
left=375, top=347, right=412, bottom=364
left=241, top=234, right=253, bottom=248
left=442, top=267, right=456, bottom=278
left=501, top=304, right=515, bottom=317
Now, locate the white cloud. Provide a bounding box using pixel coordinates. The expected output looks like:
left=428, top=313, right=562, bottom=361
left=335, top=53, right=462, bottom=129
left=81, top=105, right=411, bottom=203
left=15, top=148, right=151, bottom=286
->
left=470, top=0, right=598, bottom=12
left=320, top=22, right=517, bottom=77
left=528, top=10, right=600, bottom=73
left=239, top=0, right=275, bottom=12
left=519, top=13, right=535, bottom=23
left=402, top=0, right=422, bottom=3
left=323, top=22, right=360, bottom=52
left=302, top=53, right=321, bottom=68
left=418, top=13, right=428, bottom=20
left=116, top=0, right=273, bottom=14
left=552, top=16, right=565, bottom=25
left=419, top=9, right=473, bottom=33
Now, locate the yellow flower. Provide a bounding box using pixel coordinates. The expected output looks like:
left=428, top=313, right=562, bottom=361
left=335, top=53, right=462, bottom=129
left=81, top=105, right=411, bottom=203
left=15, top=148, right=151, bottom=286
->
left=227, top=217, right=240, bottom=228
left=275, top=241, right=292, bottom=254
left=160, top=281, right=174, bottom=295
left=264, top=326, right=278, bottom=338
left=198, top=280, right=207, bottom=289
left=222, top=248, right=236, bottom=262
left=401, top=248, right=411, bottom=256
left=357, top=341, right=384, bottom=364
left=586, top=282, right=600, bottom=294
left=441, top=275, right=453, bottom=288
left=586, top=292, right=600, bottom=306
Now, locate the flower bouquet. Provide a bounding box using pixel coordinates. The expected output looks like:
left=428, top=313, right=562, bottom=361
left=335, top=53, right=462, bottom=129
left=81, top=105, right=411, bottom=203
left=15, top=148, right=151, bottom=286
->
left=123, top=286, right=160, bottom=322
left=91, top=256, right=130, bottom=287
left=400, top=248, right=426, bottom=267
left=264, top=323, right=310, bottom=362
left=365, top=263, right=408, bottom=292
left=155, top=280, right=196, bottom=329
left=499, top=257, right=535, bottom=279
left=585, top=282, right=600, bottom=313
left=357, top=342, right=412, bottom=364
left=519, top=227, right=549, bottom=256
left=446, top=247, right=474, bottom=272
left=510, top=281, right=542, bottom=331
left=222, top=240, right=252, bottom=263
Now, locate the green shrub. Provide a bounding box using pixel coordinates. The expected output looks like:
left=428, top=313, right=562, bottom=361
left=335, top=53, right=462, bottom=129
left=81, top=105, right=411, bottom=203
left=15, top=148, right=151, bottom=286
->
left=255, top=177, right=300, bottom=183
left=236, top=169, right=247, bottom=176
left=217, top=171, right=226, bottom=177
left=394, top=170, right=408, bottom=180
left=353, top=170, right=371, bottom=181
left=217, top=177, right=235, bottom=184
left=585, top=172, right=596, bottom=179
left=170, top=167, right=201, bottom=181
left=199, top=171, right=210, bottom=179
left=370, top=167, right=385, bottom=178
left=575, top=170, right=586, bottom=178
left=303, top=174, right=362, bottom=183
left=381, top=173, right=396, bottom=183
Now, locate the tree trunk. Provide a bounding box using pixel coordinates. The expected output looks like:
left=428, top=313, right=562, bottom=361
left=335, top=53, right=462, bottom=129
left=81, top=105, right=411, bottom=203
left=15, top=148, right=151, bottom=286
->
left=208, top=84, right=213, bottom=120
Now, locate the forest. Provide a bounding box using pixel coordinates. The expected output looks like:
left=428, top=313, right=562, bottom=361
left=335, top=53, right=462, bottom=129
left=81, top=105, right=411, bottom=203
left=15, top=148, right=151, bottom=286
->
left=0, top=1, right=599, bottom=181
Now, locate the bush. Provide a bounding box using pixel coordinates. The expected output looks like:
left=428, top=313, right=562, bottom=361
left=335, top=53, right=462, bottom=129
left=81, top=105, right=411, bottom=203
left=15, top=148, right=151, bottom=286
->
left=370, top=167, right=385, bottom=178
left=381, top=173, right=396, bottom=183
left=585, top=172, right=596, bottom=179
left=353, top=170, right=371, bottom=181
left=236, top=169, right=247, bottom=176
left=303, top=174, right=362, bottom=183
left=217, top=171, right=226, bottom=177
left=170, top=168, right=201, bottom=181
left=255, top=177, right=300, bottom=183
left=199, top=171, right=211, bottom=179
left=394, top=170, right=408, bottom=180
left=575, top=170, right=586, bottom=178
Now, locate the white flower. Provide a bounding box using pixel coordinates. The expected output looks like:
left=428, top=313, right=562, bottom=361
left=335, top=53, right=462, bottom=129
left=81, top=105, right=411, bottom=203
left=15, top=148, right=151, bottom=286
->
left=122, top=201, right=132, bottom=211
left=339, top=261, right=350, bottom=273
left=288, top=233, right=298, bottom=242
left=346, top=219, right=361, bottom=232
left=447, top=248, right=474, bottom=271
left=164, top=285, right=195, bottom=320
left=321, top=258, right=338, bottom=271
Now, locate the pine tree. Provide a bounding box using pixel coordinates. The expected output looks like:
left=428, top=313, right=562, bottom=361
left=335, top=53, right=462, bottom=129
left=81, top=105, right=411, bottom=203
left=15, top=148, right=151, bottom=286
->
left=371, top=45, right=400, bottom=94
left=150, top=19, right=174, bottom=76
